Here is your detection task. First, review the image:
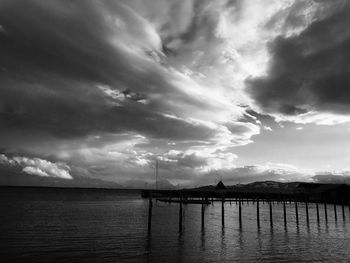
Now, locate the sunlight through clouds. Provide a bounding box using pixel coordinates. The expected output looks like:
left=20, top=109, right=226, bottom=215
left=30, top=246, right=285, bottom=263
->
left=1, top=0, right=350, bottom=187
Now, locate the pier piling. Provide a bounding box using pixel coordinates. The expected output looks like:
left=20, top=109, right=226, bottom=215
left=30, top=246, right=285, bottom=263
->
left=316, top=202, right=320, bottom=223
left=334, top=198, right=337, bottom=221
left=179, top=195, right=183, bottom=232
left=239, top=198, right=242, bottom=229
left=324, top=200, right=328, bottom=222
left=305, top=200, right=309, bottom=226
left=148, top=192, right=153, bottom=234
left=201, top=197, right=205, bottom=228
left=221, top=197, right=225, bottom=227
left=256, top=200, right=260, bottom=228
left=295, top=201, right=299, bottom=225
left=283, top=200, right=287, bottom=227
left=269, top=201, right=273, bottom=228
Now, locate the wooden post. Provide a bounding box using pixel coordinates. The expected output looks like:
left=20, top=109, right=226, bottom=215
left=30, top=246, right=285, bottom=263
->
left=221, top=196, right=225, bottom=227
left=324, top=199, right=328, bottom=222
left=148, top=192, right=153, bottom=234
left=179, top=195, right=183, bottom=232
left=269, top=201, right=273, bottom=228
left=239, top=198, right=242, bottom=229
left=257, top=200, right=260, bottom=228
left=305, top=199, right=309, bottom=225
left=201, top=197, right=205, bottom=228
left=283, top=200, right=287, bottom=227
left=295, top=200, right=299, bottom=225
left=333, top=197, right=337, bottom=221
left=316, top=202, right=320, bottom=223
left=342, top=199, right=345, bottom=220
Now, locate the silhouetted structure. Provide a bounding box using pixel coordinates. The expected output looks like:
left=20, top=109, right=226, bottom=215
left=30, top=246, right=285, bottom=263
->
left=143, top=181, right=350, bottom=233
left=142, top=182, right=350, bottom=204
left=296, top=183, right=350, bottom=203
left=216, top=180, right=226, bottom=190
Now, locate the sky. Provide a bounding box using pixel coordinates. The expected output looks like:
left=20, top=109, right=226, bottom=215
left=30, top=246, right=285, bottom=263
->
left=1, top=0, right=350, bottom=188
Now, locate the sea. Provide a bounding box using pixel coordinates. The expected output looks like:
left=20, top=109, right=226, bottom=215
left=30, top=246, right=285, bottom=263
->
left=1, top=187, right=350, bottom=262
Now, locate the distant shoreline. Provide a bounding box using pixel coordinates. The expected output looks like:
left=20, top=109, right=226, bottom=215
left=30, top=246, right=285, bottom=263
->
left=0, top=185, right=142, bottom=191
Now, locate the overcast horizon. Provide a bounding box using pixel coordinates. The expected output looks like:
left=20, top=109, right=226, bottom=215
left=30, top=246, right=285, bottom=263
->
left=1, top=0, right=350, bottom=188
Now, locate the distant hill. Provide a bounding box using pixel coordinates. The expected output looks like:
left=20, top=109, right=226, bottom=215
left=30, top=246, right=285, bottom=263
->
left=188, top=180, right=347, bottom=195
left=233, top=181, right=302, bottom=194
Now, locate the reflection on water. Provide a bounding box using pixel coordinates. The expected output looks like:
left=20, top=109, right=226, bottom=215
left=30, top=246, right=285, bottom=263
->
left=1, top=187, right=350, bottom=262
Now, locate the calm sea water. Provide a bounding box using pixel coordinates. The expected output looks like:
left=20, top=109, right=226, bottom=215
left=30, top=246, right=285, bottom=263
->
left=1, top=187, right=350, bottom=262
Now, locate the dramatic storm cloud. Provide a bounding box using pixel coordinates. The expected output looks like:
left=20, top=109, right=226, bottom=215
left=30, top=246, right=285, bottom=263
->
left=248, top=0, right=350, bottom=124
left=1, top=0, right=350, bottom=187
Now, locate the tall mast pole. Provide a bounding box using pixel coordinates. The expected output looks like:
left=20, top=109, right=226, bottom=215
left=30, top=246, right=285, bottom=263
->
left=155, top=159, right=158, bottom=190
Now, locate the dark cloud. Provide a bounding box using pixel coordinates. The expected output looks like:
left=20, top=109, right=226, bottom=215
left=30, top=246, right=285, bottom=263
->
left=247, top=1, right=350, bottom=117
left=0, top=0, right=234, bottom=142
left=0, top=78, right=217, bottom=141
left=1, top=0, right=295, bottom=187
left=0, top=0, right=168, bottom=82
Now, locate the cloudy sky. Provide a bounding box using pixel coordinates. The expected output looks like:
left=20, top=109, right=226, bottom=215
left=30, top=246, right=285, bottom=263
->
left=1, top=0, right=350, bottom=188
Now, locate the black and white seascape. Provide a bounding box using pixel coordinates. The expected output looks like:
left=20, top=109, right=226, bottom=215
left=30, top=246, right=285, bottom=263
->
left=1, top=1, right=350, bottom=262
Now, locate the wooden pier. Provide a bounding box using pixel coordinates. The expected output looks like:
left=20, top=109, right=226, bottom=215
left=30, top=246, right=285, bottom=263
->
left=143, top=182, right=350, bottom=233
